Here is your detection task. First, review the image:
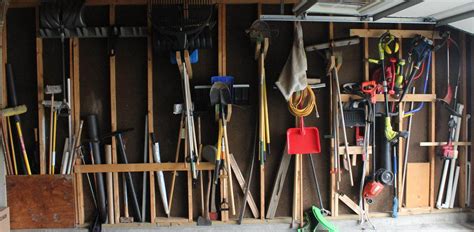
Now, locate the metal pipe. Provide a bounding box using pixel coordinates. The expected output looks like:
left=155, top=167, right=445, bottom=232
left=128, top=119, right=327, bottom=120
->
left=116, top=133, right=142, bottom=222
left=333, top=63, right=354, bottom=186
left=400, top=88, right=415, bottom=205
left=86, top=114, right=107, bottom=223
left=259, top=15, right=435, bottom=24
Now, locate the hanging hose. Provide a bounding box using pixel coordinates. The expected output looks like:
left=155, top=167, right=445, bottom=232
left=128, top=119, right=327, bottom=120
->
left=397, top=35, right=433, bottom=106
left=404, top=52, right=432, bottom=116
left=288, top=86, right=315, bottom=117
left=412, top=61, right=426, bottom=81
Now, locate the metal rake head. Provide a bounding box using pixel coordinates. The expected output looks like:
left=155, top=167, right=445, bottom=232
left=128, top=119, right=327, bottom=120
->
left=39, top=0, right=86, bottom=29
left=152, top=0, right=216, bottom=51
left=246, top=20, right=278, bottom=43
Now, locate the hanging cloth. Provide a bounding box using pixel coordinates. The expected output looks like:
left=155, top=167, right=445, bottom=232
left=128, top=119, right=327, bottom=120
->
left=276, top=21, right=308, bottom=101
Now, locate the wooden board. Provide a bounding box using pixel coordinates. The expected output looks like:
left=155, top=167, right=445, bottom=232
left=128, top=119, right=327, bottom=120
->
left=420, top=142, right=471, bottom=147
left=458, top=32, right=467, bottom=207
left=75, top=162, right=214, bottom=173
left=35, top=37, right=46, bottom=175
left=10, top=0, right=298, bottom=8
left=7, top=175, right=75, bottom=229
left=228, top=153, right=259, bottom=218
left=406, top=163, right=430, bottom=208
left=340, top=94, right=436, bottom=103
left=350, top=29, right=441, bottom=39
left=146, top=2, right=157, bottom=223
left=429, top=51, right=436, bottom=209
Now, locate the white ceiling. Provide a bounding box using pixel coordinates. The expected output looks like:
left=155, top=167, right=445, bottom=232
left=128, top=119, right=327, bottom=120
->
left=305, top=0, right=474, bottom=34
left=390, top=0, right=472, bottom=18
left=449, top=17, right=474, bottom=34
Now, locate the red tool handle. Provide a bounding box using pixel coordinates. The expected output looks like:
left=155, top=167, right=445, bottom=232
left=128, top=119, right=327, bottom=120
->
left=299, top=117, right=305, bottom=135
left=362, top=81, right=377, bottom=104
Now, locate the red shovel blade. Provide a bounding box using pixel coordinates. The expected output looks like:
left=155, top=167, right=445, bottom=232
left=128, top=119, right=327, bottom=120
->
left=286, top=127, right=321, bottom=155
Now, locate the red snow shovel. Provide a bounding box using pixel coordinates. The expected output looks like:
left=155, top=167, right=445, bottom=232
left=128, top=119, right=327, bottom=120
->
left=287, top=117, right=321, bottom=155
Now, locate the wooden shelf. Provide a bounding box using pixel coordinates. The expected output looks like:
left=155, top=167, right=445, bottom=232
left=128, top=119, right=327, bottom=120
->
left=331, top=208, right=464, bottom=219
left=337, top=146, right=372, bottom=155
left=351, top=29, right=441, bottom=39
left=420, top=142, right=472, bottom=147
left=11, top=0, right=298, bottom=8
left=340, top=93, right=436, bottom=103
left=74, top=162, right=214, bottom=174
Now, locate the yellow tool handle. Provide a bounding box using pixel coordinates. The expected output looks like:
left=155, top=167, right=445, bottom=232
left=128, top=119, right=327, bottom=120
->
left=7, top=118, right=18, bottom=175
left=263, top=77, right=270, bottom=145
left=216, top=120, right=223, bottom=161
left=259, top=54, right=265, bottom=157
left=15, top=122, right=31, bottom=175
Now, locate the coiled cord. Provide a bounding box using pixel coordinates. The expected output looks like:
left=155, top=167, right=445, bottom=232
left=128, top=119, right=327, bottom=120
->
left=288, top=86, right=315, bottom=117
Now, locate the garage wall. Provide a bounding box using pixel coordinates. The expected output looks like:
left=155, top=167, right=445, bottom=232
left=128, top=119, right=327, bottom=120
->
left=5, top=4, right=473, bottom=222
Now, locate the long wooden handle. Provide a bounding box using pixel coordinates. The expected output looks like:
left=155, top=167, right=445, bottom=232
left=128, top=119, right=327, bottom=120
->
left=168, top=114, right=184, bottom=215
left=105, top=145, right=115, bottom=224
left=7, top=118, right=18, bottom=175
left=48, top=94, right=54, bottom=174
left=222, top=121, right=235, bottom=215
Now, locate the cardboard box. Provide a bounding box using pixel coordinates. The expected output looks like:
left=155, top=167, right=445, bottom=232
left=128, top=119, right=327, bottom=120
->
left=0, top=207, right=10, bottom=232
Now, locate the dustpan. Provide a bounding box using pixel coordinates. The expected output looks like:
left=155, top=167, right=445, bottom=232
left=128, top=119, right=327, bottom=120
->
left=287, top=117, right=321, bottom=155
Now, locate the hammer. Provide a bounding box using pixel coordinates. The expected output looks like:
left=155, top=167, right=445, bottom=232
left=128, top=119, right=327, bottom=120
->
left=1, top=105, right=27, bottom=175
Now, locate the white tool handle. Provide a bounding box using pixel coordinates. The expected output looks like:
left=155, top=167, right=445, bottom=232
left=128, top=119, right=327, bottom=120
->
left=449, top=166, right=460, bottom=208
left=60, top=138, right=69, bottom=174
left=153, top=142, right=170, bottom=215
left=436, top=160, right=449, bottom=209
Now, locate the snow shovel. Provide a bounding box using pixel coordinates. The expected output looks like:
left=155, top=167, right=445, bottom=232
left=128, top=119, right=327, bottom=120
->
left=287, top=117, right=320, bottom=155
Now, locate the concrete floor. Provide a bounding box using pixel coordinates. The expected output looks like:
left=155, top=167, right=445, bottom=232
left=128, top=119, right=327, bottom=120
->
left=13, top=212, right=474, bottom=232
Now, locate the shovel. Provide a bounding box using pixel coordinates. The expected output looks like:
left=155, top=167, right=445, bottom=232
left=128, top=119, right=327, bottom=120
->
left=210, top=81, right=236, bottom=215
left=287, top=117, right=320, bottom=155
